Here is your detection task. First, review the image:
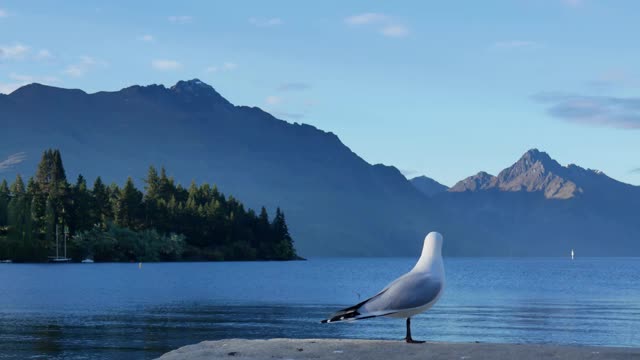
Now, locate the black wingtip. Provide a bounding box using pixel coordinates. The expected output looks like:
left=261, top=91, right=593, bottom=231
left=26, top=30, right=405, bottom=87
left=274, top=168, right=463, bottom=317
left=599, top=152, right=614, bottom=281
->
left=321, top=319, right=328, bottom=324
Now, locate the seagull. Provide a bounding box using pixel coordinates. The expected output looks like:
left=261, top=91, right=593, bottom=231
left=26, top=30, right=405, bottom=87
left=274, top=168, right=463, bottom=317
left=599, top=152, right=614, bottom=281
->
left=321, top=232, right=445, bottom=343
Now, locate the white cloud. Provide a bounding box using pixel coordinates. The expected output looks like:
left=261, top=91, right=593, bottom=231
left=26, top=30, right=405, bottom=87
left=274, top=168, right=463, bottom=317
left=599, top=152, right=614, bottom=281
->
left=35, top=49, right=53, bottom=60
left=381, top=24, right=409, bottom=38
left=345, top=13, right=409, bottom=38
left=204, top=62, right=237, bottom=74
left=223, top=62, right=237, bottom=70
left=265, top=95, right=282, bottom=105
left=345, top=13, right=388, bottom=25
left=152, top=59, right=182, bottom=71
left=64, top=56, right=107, bottom=77
left=563, top=0, right=583, bottom=7
left=492, top=40, right=539, bottom=50
left=137, top=34, right=154, bottom=42
left=303, top=99, right=318, bottom=107
left=587, top=69, right=635, bottom=90
left=0, top=152, right=27, bottom=172
left=168, top=15, right=192, bottom=24
left=278, top=82, right=311, bottom=92
left=533, top=92, right=640, bottom=129
left=9, top=73, right=58, bottom=83
left=249, top=17, right=283, bottom=27
left=0, top=43, right=29, bottom=60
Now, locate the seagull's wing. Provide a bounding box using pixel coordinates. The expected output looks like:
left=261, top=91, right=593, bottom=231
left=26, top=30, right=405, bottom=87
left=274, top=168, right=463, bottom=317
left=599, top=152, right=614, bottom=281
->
left=360, top=271, right=442, bottom=315
left=321, top=271, right=442, bottom=323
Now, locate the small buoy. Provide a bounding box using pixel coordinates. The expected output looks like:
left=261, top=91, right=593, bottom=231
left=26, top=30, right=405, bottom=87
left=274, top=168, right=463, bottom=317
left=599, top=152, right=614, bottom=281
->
left=138, top=262, right=142, bottom=269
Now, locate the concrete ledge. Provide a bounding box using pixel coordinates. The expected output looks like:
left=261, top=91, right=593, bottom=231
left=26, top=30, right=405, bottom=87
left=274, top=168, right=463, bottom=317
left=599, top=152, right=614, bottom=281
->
left=156, top=338, right=640, bottom=360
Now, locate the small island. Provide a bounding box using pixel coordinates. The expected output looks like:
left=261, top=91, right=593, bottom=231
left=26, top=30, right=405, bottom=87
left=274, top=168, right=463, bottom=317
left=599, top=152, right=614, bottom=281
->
left=0, top=149, right=299, bottom=262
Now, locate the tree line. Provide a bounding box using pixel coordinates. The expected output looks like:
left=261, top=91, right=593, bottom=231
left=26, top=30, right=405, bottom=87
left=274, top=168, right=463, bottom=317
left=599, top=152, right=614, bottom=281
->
left=0, top=149, right=298, bottom=262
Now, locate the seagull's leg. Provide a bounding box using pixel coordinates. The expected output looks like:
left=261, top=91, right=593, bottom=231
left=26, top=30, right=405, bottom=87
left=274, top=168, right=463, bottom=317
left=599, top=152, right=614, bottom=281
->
left=404, top=317, right=425, bottom=344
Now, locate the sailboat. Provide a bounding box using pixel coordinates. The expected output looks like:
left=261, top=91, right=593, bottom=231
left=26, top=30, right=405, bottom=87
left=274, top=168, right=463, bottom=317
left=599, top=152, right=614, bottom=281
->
left=571, top=249, right=575, bottom=260
left=48, top=224, right=72, bottom=263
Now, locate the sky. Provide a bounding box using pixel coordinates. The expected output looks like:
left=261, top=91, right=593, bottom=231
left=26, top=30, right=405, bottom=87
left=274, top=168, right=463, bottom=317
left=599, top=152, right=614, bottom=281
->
left=1, top=0, right=639, bottom=186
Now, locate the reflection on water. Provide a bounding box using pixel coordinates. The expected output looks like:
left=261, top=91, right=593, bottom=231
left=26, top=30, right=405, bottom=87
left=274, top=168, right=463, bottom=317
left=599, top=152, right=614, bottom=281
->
left=1, top=258, right=640, bottom=359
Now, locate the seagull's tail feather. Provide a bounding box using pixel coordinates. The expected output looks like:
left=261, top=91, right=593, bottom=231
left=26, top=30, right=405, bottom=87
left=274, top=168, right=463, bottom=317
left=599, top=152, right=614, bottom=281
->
left=321, top=311, right=393, bottom=323
left=321, top=290, right=392, bottom=323
left=321, top=305, right=362, bottom=323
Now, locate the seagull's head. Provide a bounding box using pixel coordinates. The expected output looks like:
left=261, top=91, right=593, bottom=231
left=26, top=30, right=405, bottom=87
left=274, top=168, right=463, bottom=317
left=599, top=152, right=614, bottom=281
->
left=422, top=231, right=443, bottom=258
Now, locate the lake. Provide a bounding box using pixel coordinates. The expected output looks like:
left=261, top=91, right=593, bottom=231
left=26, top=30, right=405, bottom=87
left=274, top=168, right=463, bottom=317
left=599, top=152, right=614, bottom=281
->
left=1, top=258, right=640, bottom=359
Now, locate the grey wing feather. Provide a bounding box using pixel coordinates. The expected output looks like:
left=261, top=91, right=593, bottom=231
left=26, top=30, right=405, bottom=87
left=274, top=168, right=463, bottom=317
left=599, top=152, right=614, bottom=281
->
left=360, top=272, right=442, bottom=314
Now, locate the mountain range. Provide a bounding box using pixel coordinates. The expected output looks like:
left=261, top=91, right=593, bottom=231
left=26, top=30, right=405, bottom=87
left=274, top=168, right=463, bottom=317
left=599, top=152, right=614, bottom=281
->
left=1, top=80, right=639, bottom=256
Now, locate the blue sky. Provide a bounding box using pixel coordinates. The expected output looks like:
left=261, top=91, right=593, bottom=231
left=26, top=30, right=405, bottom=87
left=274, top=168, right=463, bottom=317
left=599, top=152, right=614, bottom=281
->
left=1, top=0, right=639, bottom=186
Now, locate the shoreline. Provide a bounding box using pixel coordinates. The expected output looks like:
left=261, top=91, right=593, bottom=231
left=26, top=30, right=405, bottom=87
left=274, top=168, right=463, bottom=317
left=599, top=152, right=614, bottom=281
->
left=157, top=338, right=640, bottom=360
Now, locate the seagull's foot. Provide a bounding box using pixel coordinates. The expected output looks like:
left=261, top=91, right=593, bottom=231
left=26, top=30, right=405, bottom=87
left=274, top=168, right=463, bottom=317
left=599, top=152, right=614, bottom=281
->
left=404, top=337, right=425, bottom=344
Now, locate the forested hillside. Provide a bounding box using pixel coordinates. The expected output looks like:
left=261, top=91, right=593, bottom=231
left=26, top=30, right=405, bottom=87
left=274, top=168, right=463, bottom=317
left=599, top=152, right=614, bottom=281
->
left=0, top=149, right=297, bottom=262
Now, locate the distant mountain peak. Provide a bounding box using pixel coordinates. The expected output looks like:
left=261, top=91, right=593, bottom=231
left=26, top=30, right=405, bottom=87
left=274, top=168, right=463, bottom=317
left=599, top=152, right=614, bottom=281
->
left=514, top=149, right=562, bottom=171
left=449, top=149, right=586, bottom=199
left=7, top=83, right=88, bottom=103
left=449, top=171, right=496, bottom=192
left=167, top=79, right=232, bottom=108
left=410, top=175, right=449, bottom=197
left=171, top=78, right=212, bottom=92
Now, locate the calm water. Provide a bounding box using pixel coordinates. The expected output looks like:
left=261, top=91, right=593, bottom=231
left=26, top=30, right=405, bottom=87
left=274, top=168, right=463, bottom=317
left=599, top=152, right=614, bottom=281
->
left=1, top=258, right=640, bottom=359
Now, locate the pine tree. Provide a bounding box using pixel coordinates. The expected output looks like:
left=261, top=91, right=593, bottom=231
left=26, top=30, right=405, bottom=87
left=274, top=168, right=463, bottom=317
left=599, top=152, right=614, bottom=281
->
left=0, top=179, right=9, bottom=228
left=35, top=150, right=53, bottom=193
left=91, top=177, right=111, bottom=225
left=114, top=177, right=143, bottom=229
left=144, top=166, right=160, bottom=200
left=51, top=149, right=67, bottom=186
left=44, top=194, right=57, bottom=250
left=26, top=177, right=45, bottom=241
left=272, top=207, right=295, bottom=260
left=7, top=174, right=36, bottom=261
left=71, top=175, right=93, bottom=233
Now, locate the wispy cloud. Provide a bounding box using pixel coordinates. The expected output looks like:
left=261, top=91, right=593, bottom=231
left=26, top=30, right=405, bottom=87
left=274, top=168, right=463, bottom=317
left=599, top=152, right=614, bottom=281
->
left=223, top=62, right=237, bottom=71
left=249, top=17, right=282, bottom=27
left=0, top=8, right=8, bottom=18
left=137, top=34, right=154, bottom=42
left=630, top=167, right=640, bottom=174
left=533, top=92, right=640, bottom=129
left=345, top=12, right=409, bottom=38
left=345, top=13, right=388, bottom=25
left=274, top=111, right=305, bottom=120
left=0, top=152, right=27, bottom=172
left=204, top=61, right=237, bottom=74
left=265, top=95, right=283, bottom=105
left=380, top=24, right=409, bottom=38
left=8, top=73, right=58, bottom=83
left=168, top=15, right=192, bottom=24
left=587, top=70, right=635, bottom=90
left=563, top=0, right=583, bottom=7
left=0, top=43, right=29, bottom=60
left=400, top=168, right=419, bottom=177
left=35, top=49, right=53, bottom=60
left=492, top=40, right=539, bottom=50
left=277, top=82, right=311, bottom=92
left=64, top=56, right=107, bottom=77
left=152, top=59, right=182, bottom=71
